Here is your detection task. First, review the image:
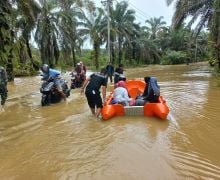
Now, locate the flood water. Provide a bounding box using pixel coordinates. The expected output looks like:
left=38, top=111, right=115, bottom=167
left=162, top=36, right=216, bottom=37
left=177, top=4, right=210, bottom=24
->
left=0, top=63, right=220, bottom=179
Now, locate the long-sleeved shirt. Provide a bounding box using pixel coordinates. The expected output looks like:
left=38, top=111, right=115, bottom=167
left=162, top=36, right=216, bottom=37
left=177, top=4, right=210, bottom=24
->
left=42, top=69, right=60, bottom=81
left=113, top=87, right=131, bottom=106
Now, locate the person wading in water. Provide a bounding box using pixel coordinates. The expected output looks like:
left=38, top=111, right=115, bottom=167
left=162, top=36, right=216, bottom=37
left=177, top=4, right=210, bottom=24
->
left=81, top=68, right=107, bottom=119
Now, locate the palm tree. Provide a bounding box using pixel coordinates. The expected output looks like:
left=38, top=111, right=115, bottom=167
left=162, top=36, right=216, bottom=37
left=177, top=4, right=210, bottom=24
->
left=111, top=1, right=136, bottom=64
left=80, top=8, right=105, bottom=69
left=57, top=0, right=95, bottom=67
left=1, top=0, right=42, bottom=80
left=137, top=27, right=161, bottom=64
left=170, top=26, right=191, bottom=51
left=34, top=0, right=59, bottom=67
left=57, top=1, right=84, bottom=67
left=123, top=22, right=141, bottom=63
left=166, top=0, right=220, bottom=69
left=16, top=0, right=41, bottom=70
left=212, top=0, right=220, bottom=69
left=157, top=26, right=172, bottom=51
left=145, top=16, right=166, bottom=40
left=0, top=1, right=14, bottom=81
left=135, top=18, right=164, bottom=64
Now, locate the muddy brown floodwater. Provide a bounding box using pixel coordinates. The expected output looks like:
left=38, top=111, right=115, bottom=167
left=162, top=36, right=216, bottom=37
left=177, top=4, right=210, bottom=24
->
left=0, top=63, right=220, bottom=179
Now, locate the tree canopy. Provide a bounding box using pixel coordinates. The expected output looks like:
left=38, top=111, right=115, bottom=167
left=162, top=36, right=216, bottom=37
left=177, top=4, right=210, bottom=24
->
left=0, top=0, right=218, bottom=80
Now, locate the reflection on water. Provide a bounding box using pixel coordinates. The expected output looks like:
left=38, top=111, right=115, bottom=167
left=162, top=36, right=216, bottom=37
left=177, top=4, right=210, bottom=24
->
left=0, top=63, right=220, bottom=179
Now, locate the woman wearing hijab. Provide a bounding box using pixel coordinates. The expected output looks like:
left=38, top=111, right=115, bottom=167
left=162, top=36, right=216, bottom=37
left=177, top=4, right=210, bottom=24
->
left=135, top=76, right=160, bottom=106
left=113, top=81, right=131, bottom=106
left=142, top=77, right=160, bottom=102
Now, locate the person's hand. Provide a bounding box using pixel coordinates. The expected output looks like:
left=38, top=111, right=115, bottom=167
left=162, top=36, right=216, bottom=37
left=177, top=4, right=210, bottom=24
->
left=129, top=99, right=135, bottom=106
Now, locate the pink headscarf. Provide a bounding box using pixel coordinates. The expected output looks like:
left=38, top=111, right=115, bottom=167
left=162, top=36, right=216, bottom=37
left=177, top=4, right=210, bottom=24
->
left=117, top=80, right=126, bottom=88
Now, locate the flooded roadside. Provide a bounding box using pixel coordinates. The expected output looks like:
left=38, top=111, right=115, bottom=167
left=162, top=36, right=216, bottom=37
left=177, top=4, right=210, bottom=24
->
left=0, top=63, right=220, bottom=179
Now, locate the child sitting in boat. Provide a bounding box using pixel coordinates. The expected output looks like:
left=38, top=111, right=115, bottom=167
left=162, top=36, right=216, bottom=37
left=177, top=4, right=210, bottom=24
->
left=112, top=81, right=132, bottom=106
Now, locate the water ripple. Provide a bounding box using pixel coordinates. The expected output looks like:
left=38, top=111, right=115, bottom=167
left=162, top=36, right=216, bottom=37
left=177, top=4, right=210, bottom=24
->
left=170, top=149, right=220, bottom=179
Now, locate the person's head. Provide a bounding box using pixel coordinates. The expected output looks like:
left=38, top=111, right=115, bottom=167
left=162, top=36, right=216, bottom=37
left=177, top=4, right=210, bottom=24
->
left=79, top=61, right=83, bottom=65
left=119, top=64, right=123, bottom=68
left=100, top=68, right=106, bottom=75
left=144, top=76, right=151, bottom=83
left=117, top=80, right=126, bottom=88
left=41, top=64, right=49, bottom=74
left=118, top=74, right=126, bottom=81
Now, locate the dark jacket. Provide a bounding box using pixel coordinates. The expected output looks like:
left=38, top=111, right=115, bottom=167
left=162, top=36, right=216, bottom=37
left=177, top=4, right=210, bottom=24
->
left=142, top=77, right=160, bottom=102
left=106, top=64, right=114, bottom=75
left=86, top=73, right=107, bottom=94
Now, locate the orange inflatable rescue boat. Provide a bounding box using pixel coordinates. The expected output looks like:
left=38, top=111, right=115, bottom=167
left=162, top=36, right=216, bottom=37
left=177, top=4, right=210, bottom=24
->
left=101, top=80, right=169, bottom=120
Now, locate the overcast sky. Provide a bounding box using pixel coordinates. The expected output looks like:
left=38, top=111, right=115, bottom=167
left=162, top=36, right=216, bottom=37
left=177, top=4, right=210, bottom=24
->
left=94, top=0, right=174, bottom=25
left=81, top=0, right=174, bottom=48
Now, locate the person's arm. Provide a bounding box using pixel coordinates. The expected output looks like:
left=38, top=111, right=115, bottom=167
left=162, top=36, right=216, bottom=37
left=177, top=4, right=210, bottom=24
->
left=123, top=89, right=131, bottom=101
left=102, top=77, right=107, bottom=103
left=101, top=85, right=107, bottom=103
left=41, top=73, right=49, bottom=81
left=142, top=84, right=149, bottom=99
left=80, top=77, right=90, bottom=95
left=50, top=69, right=60, bottom=76
left=49, top=69, right=60, bottom=80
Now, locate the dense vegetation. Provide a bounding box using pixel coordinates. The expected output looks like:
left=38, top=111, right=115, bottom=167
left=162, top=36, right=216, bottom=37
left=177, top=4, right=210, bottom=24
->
left=0, top=0, right=219, bottom=81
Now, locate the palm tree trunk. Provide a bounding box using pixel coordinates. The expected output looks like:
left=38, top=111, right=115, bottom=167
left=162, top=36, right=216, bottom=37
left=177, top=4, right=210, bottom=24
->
left=25, top=38, right=33, bottom=64
left=216, top=5, right=220, bottom=70
left=94, top=42, right=99, bottom=70
left=217, top=12, right=220, bottom=70
left=1, top=1, right=14, bottom=81
left=217, top=31, right=220, bottom=69
left=19, top=42, right=26, bottom=64
left=118, top=36, right=122, bottom=64
left=217, top=49, right=220, bottom=70
left=132, top=42, right=136, bottom=60
left=71, top=45, right=76, bottom=67
left=111, top=42, right=115, bottom=64
left=25, top=38, right=38, bottom=70
left=6, top=49, right=14, bottom=81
